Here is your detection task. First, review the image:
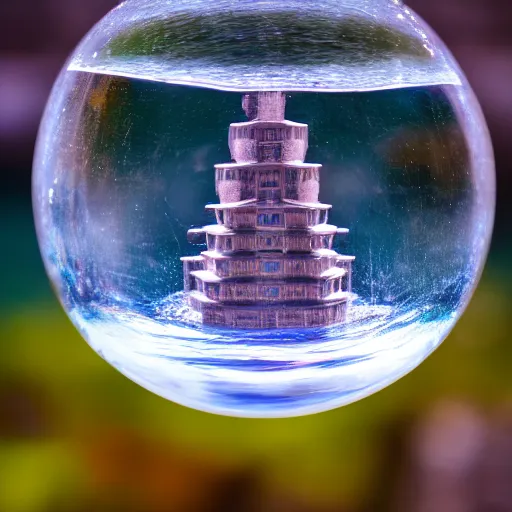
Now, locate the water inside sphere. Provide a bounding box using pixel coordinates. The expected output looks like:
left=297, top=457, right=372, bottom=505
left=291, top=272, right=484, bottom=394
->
left=33, top=0, right=495, bottom=417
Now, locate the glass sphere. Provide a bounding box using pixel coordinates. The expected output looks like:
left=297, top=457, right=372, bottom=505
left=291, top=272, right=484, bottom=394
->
left=33, top=0, right=495, bottom=417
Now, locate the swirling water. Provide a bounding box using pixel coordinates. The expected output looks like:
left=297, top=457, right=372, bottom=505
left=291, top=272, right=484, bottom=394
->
left=69, top=292, right=455, bottom=417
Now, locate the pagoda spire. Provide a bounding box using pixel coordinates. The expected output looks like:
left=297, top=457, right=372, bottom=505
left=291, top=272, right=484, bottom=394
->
left=242, top=92, right=286, bottom=122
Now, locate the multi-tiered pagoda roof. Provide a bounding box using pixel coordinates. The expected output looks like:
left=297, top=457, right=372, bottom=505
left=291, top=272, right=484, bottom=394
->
left=182, top=92, right=354, bottom=329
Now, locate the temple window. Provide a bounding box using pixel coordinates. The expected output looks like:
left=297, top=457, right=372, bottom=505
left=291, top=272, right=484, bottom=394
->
left=286, top=169, right=297, bottom=181
left=264, top=287, right=280, bottom=298
left=258, top=213, right=282, bottom=226
left=225, top=169, right=239, bottom=180
left=259, top=170, right=280, bottom=188
left=262, top=261, right=281, bottom=273
left=260, top=143, right=282, bottom=162
left=265, top=128, right=277, bottom=141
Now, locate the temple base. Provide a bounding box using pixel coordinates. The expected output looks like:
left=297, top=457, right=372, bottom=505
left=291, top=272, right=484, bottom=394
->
left=189, top=292, right=348, bottom=329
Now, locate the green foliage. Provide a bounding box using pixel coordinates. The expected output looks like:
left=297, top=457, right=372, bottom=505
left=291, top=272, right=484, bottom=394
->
left=0, top=441, right=83, bottom=512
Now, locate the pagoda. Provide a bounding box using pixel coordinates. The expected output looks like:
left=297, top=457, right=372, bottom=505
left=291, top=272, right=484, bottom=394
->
left=181, top=92, right=354, bottom=329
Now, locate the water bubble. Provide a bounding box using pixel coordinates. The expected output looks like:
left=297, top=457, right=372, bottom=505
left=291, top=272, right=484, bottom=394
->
left=33, top=0, right=495, bottom=417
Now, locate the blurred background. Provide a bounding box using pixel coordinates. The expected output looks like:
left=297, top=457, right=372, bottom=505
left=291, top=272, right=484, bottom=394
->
left=1, top=1, right=511, bottom=511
